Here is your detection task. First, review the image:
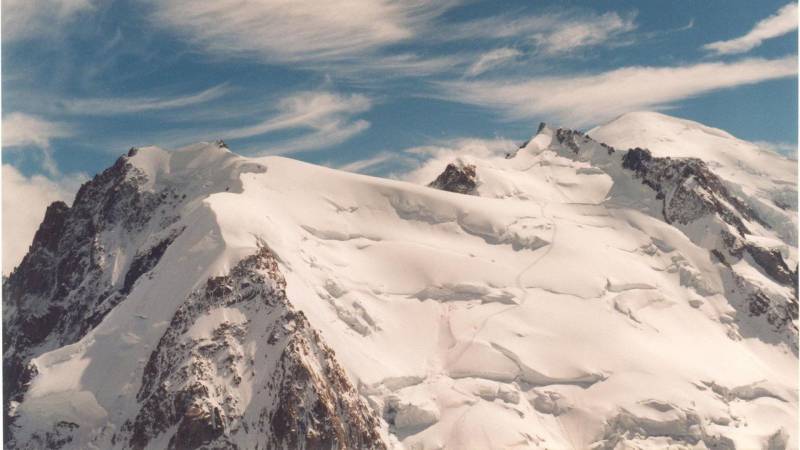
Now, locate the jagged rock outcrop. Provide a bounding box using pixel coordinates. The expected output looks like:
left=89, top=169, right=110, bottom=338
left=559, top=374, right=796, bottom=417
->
left=4, top=143, right=385, bottom=449
left=428, top=162, right=478, bottom=195
left=2, top=151, right=183, bottom=440
left=123, top=244, right=386, bottom=449
left=618, top=147, right=798, bottom=340
left=621, top=147, right=764, bottom=235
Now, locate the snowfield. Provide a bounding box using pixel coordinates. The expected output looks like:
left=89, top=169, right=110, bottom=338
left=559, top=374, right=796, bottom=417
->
left=4, top=112, right=797, bottom=449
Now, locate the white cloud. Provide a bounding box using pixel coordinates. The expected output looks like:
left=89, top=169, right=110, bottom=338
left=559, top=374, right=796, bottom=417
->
left=151, top=0, right=453, bottom=63
left=1, top=165, right=86, bottom=275
left=532, top=12, right=637, bottom=55
left=225, top=91, right=370, bottom=139
left=753, top=140, right=798, bottom=159
left=336, top=151, right=400, bottom=173
left=59, top=84, right=230, bottom=115
left=2, top=113, right=71, bottom=149
left=259, top=119, right=371, bottom=155
left=2, top=0, right=94, bottom=42
left=440, top=56, right=798, bottom=127
left=704, top=3, right=798, bottom=55
left=400, top=137, right=517, bottom=184
left=2, top=113, right=72, bottom=175
left=444, top=10, right=637, bottom=55
left=467, top=48, right=522, bottom=77
left=225, top=91, right=372, bottom=154
left=335, top=136, right=516, bottom=179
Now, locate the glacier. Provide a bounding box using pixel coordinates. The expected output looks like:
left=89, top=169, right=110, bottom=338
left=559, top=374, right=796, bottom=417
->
left=3, top=112, right=797, bottom=449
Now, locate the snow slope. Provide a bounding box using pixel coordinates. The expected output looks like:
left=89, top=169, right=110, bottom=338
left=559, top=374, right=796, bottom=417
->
left=4, top=113, right=798, bottom=449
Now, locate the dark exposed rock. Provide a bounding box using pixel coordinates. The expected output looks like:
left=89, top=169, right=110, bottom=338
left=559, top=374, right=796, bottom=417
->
left=744, top=244, right=797, bottom=288
left=554, top=128, right=615, bottom=155
left=428, top=163, right=478, bottom=195
left=617, top=146, right=798, bottom=348
left=2, top=151, right=179, bottom=443
left=122, top=229, right=183, bottom=295
left=555, top=128, right=585, bottom=154
left=23, top=421, right=80, bottom=449
left=125, top=244, right=386, bottom=450
left=773, top=199, right=791, bottom=211
left=621, top=147, right=764, bottom=235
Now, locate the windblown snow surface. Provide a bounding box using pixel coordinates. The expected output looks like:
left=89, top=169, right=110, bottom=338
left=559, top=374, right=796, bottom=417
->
left=5, top=112, right=798, bottom=449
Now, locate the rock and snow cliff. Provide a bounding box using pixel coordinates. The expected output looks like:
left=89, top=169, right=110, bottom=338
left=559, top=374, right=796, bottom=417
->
left=3, top=112, right=798, bottom=449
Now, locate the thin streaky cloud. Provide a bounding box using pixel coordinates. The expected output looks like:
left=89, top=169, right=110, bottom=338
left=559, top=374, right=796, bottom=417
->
left=466, top=48, right=522, bottom=77
left=224, top=91, right=371, bottom=141
left=439, top=56, right=798, bottom=127
left=150, top=0, right=457, bottom=63
left=58, top=84, right=231, bottom=115
left=249, top=120, right=371, bottom=156
left=336, top=151, right=398, bottom=173
left=2, top=0, right=94, bottom=42
left=79, top=91, right=374, bottom=155
left=441, top=10, right=637, bottom=56
left=532, top=12, right=637, bottom=55
left=703, top=3, right=798, bottom=55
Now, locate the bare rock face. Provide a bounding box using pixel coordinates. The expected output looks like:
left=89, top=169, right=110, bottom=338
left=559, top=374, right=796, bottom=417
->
left=2, top=152, right=181, bottom=441
left=122, top=244, right=386, bottom=450
left=621, top=148, right=764, bottom=234
left=620, top=147, right=798, bottom=289
left=428, top=162, right=478, bottom=195
left=618, top=146, right=798, bottom=347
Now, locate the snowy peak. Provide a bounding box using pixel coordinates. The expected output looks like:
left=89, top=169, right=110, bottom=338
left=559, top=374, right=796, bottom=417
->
left=4, top=111, right=799, bottom=450
left=427, top=160, right=478, bottom=195
left=590, top=112, right=797, bottom=224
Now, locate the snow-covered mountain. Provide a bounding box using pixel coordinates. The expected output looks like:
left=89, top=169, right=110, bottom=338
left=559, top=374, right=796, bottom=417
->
left=3, top=112, right=797, bottom=449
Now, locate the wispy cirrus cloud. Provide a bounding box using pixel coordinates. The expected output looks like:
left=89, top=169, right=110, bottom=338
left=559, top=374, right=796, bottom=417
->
left=466, top=48, right=522, bottom=77
left=335, top=151, right=403, bottom=174
left=703, top=3, right=798, bottom=55
left=443, top=10, right=638, bottom=56
left=263, top=119, right=370, bottom=155
left=225, top=91, right=371, bottom=140
left=75, top=90, right=373, bottom=155
left=150, top=0, right=455, bottom=63
left=224, top=91, right=371, bottom=155
left=440, top=56, right=798, bottom=127
left=532, top=11, right=637, bottom=55
left=2, top=0, right=94, bottom=42
left=57, top=84, right=231, bottom=115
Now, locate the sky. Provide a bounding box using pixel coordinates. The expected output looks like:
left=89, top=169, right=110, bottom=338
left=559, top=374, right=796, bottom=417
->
left=1, top=0, right=798, bottom=272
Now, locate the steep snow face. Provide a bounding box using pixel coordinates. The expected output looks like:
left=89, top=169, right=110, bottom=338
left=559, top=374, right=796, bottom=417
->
left=4, top=113, right=798, bottom=450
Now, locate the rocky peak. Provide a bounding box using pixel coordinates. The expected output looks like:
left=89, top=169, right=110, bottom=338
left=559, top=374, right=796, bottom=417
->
left=3, top=150, right=181, bottom=443
left=30, top=201, right=70, bottom=253
left=621, top=147, right=761, bottom=235
left=428, top=162, right=478, bottom=195
left=122, top=244, right=386, bottom=450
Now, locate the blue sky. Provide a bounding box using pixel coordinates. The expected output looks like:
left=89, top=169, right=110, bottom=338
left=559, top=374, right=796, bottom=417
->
left=2, top=0, right=798, bottom=181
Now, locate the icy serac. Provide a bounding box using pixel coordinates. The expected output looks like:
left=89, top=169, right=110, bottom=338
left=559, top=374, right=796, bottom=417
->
left=3, top=112, right=797, bottom=449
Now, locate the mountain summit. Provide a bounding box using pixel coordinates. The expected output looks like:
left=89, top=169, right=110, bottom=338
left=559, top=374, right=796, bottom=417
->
left=4, top=112, right=797, bottom=449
